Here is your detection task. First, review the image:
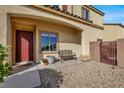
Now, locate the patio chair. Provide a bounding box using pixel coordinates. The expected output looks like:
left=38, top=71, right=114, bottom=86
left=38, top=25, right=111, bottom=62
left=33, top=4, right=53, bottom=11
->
left=58, top=50, right=76, bottom=63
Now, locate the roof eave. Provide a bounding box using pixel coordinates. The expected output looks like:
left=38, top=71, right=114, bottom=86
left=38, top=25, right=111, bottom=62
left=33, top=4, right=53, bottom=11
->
left=103, top=23, right=124, bottom=28
left=30, top=5, right=104, bottom=30
left=85, top=5, right=105, bottom=16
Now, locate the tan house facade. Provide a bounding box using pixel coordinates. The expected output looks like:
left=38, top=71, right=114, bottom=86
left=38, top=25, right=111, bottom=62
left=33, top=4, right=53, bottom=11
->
left=103, top=24, right=124, bottom=41
left=0, top=5, right=105, bottom=65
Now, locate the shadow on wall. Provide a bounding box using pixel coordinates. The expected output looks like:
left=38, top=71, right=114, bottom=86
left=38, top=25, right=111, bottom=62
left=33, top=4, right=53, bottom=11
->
left=39, top=69, right=64, bottom=88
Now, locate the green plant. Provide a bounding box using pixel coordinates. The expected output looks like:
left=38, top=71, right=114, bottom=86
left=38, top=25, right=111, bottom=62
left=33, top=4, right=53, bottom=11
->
left=0, top=63, right=12, bottom=82
left=0, top=44, right=12, bottom=82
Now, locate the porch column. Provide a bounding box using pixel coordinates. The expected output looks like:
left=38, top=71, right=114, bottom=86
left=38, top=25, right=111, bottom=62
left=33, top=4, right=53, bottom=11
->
left=7, top=14, right=13, bottom=65
left=81, top=31, right=90, bottom=60
left=0, top=14, right=12, bottom=64
left=35, top=26, right=40, bottom=62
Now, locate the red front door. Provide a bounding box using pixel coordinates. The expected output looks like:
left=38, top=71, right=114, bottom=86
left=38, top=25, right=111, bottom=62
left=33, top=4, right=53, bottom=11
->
left=16, top=30, right=33, bottom=63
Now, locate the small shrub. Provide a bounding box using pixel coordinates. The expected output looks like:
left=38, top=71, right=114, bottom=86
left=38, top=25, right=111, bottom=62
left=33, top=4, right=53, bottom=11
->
left=0, top=44, right=12, bottom=82
left=0, top=63, right=12, bottom=82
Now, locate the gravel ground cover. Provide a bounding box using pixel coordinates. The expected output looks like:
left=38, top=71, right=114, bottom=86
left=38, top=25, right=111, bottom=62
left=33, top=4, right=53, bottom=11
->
left=39, top=61, right=124, bottom=88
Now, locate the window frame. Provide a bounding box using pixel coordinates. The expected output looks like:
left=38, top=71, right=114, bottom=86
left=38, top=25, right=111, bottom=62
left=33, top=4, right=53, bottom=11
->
left=82, top=7, right=90, bottom=20
left=40, top=32, right=59, bottom=53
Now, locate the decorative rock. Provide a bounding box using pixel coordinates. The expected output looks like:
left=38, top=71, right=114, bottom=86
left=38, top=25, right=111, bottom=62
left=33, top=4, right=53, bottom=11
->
left=39, top=61, right=124, bottom=88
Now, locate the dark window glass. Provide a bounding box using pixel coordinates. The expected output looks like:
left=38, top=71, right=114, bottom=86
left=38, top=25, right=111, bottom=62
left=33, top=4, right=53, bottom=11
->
left=49, top=5, right=59, bottom=8
left=41, top=33, right=57, bottom=51
left=82, top=8, right=89, bottom=20
left=41, top=33, right=49, bottom=51
left=49, top=34, right=57, bottom=51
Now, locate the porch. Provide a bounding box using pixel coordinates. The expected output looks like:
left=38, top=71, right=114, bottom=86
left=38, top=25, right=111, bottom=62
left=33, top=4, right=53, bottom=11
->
left=9, top=15, right=83, bottom=65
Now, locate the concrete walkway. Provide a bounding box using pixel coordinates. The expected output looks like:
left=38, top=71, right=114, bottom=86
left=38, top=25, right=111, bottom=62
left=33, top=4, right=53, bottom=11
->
left=0, top=59, right=81, bottom=88
left=0, top=63, right=41, bottom=88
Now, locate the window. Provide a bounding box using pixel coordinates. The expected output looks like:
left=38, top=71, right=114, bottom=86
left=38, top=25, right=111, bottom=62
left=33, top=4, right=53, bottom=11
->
left=41, top=33, right=58, bottom=51
left=49, top=5, right=59, bottom=8
left=82, top=8, right=89, bottom=20
left=62, top=5, right=67, bottom=12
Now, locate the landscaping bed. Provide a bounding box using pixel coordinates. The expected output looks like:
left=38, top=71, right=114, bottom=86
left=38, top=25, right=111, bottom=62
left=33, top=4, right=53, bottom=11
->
left=39, top=61, right=124, bottom=88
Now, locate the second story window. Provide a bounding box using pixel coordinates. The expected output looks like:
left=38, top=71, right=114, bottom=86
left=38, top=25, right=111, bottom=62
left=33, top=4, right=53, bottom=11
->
left=49, top=5, right=59, bottom=8
left=82, top=7, right=89, bottom=20
left=62, top=5, right=67, bottom=12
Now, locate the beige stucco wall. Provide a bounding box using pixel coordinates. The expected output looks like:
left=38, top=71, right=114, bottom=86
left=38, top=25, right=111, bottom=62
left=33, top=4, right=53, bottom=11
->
left=72, top=5, right=103, bottom=26
left=37, top=20, right=81, bottom=59
left=90, top=42, right=100, bottom=62
left=103, top=25, right=124, bottom=41
left=81, top=25, right=103, bottom=57
left=89, top=8, right=103, bottom=26
left=73, top=5, right=82, bottom=17
left=117, top=39, right=124, bottom=68
left=0, top=12, right=8, bottom=44
left=0, top=5, right=103, bottom=64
